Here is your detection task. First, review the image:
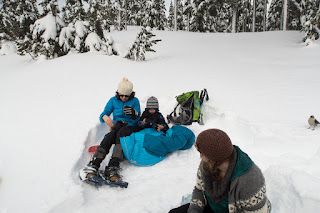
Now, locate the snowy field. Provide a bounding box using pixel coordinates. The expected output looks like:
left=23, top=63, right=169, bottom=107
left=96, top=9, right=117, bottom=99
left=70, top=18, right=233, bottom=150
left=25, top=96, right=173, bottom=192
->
left=1, top=27, right=320, bottom=213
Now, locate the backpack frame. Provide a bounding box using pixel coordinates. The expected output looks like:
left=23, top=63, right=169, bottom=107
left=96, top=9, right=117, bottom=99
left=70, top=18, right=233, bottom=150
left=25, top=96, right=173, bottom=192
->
left=167, top=89, right=209, bottom=125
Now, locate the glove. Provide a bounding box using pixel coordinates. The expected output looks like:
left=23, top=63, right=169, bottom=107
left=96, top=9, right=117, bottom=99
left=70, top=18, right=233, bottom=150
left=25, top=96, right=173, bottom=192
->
left=111, top=120, right=128, bottom=131
left=124, top=105, right=139, bottom=119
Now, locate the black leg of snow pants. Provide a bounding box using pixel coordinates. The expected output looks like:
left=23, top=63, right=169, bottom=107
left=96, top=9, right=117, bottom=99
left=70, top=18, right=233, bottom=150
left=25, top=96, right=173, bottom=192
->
left=94, top=125, right=141, bottom=168
left=169, top=203, right=215, bottom=213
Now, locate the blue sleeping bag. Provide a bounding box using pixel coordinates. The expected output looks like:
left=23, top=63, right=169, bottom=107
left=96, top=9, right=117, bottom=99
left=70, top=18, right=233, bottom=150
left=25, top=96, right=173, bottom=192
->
left=120, top=125, right=195, bottom=166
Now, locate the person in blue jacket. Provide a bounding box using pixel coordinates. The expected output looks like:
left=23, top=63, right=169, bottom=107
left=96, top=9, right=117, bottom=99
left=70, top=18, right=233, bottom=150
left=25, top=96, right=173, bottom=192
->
left=82, top=77, right=141, bottom=182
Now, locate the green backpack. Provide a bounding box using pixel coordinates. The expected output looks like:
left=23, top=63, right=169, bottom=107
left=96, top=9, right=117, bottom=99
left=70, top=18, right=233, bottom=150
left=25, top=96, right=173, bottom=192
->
left=167, top=89, right=209, bottom=125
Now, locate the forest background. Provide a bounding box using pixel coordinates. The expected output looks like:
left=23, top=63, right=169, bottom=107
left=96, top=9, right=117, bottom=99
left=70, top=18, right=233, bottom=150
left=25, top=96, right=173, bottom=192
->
left=0, top=0, right=320, bottom=59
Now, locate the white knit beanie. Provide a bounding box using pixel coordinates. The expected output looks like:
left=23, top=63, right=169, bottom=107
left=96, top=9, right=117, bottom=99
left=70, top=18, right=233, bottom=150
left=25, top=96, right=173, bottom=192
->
left=118, top=77, right=133, bottom=95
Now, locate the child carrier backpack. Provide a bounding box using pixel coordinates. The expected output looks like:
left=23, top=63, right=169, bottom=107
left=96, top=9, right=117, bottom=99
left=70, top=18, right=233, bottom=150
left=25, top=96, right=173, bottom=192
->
left=167, top=89, right=209, bottom=125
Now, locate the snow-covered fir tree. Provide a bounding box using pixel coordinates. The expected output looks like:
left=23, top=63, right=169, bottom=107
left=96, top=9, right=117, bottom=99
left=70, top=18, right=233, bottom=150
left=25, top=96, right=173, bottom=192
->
left=141, top=0, right=166, bottom=30
left=238, top=0, right=252, bottom=32
left=143, top=0, right=155, bottom=28
left=0, top=0, right=18, bottom=40
left=267, top=0, right=301, bottom=31
left=125, top=26, right=161, bottom=61
left=39, top=0, right=60, bottom=16
left=183, top=0, right=193, bottom=31
left=287, top=0, right=301, bottom=30
left=167, top=1, right=174, bottom=30
left=128, top=0, right=145, bottom=26
left=267, top=0, right=283, bottom=30
left=10, top=0, right=38, bottom=40
left=300, top=0, right=320, bottom=42
left=190, top=0, right=209, bottom=32
left=62, top=0, right=86, bottom=24
left=176, top=0, right=184, bottom=30
left=59, top=25, right=75, bottom=53
left=21, top=0, right=65, bottom=59
left=154, top=0, right=167, bottom=30
left=114, top=0, right=126, bottom=30
left=86, top=0, right=105, bottom=37
left=256, top=0, right=267, bottom=31
left=74, top=20, right=90, bottom=52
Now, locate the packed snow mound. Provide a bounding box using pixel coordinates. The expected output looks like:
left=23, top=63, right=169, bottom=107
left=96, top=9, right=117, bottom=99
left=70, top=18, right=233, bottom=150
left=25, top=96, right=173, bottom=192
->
left=0, top=41, right=17, bottom=55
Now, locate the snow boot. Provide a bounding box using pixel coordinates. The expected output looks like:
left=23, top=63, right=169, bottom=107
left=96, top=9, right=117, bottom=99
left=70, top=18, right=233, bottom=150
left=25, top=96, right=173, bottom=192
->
left=79, top=163, right=99, bottom=181
left=104, top=166, right=121, bottom=182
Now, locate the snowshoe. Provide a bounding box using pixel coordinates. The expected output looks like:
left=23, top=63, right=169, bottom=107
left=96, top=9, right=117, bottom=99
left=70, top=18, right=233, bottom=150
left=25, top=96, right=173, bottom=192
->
left=79, top=164, right=99, bottom=180
left=79, top=168, right=128, bottom=188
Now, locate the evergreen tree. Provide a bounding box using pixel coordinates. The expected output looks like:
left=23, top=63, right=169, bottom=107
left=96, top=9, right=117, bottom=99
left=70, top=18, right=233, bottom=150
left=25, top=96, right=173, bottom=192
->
left=74, top=20, right=90, bottom=52
left=0, top=0, right=18, bottom=39
left=213, top=2, right=232, bottom=32
left=287, top=0, right=301, bottom=30
left=86, top=0, right=105, bottom=37
left=62, top=0, right=86, bottom=24
left=183, top=0, right=192, bottom=31
left=142, top=0, right=166, bottom=29
left=238, top=0, right=252, bottom=32
left=300, top=0, right=320, bottom=42
left=129, top=0, right=146, bottom=26
left=176, top=0, right=184, bottom=30
left=114, top=0, right=126, bottom=30
left=267, top=0, right=283, bottom=30
left=190, top=0, right=208, bottom=32
left=143, top=0, right=154, bottom=28
left=256, top=0, right=266, bottom=31
left=21, top=0, right=64, bottom=59
left=125, top=27, right=161, bottom=61
left=13, top=0, right=38, bottom=39
left=167, top=1, right=175, bottom=30
left=59, top=25, right=75, bottom=53
left=154, top=0, right=167, bottom=30
left=39, top=0, right=60, bottom=16
left=267, top=0, right=301, bottom=31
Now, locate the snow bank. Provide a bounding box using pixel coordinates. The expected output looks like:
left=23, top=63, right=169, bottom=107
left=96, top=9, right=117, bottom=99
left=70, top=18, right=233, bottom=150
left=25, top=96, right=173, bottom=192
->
left=1, top=28, right=320, bottom=213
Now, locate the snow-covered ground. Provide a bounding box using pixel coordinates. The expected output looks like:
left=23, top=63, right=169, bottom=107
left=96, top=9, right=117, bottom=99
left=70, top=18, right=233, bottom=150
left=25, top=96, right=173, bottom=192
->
left=1, top=27, right=320, bottom=213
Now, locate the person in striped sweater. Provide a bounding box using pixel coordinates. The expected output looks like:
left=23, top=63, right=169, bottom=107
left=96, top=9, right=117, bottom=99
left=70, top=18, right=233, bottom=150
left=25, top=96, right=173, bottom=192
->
left=170, top=129, right=271, bottom=213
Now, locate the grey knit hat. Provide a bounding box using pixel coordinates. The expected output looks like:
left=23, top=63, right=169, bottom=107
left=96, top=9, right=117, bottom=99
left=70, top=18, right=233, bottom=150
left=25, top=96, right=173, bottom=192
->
left=118, top=77, right=133, bottom=95
left=195, top=129, right=234, bottom=162
left=146, top=96, right=159, bottom=110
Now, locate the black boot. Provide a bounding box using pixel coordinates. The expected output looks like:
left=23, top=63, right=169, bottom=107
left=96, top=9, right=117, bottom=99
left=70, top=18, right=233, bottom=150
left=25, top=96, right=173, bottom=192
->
left=104, top=166, right=121, bottom=182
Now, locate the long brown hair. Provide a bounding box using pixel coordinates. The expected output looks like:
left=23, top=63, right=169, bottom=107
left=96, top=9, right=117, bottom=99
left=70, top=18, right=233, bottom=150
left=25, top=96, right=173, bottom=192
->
left=204, top=159, right=223, bottom=181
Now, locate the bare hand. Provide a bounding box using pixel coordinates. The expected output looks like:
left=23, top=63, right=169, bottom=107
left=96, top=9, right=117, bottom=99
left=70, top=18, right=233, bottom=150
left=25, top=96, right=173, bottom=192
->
left=103, top=115, right=114, bottom=128
left=157, top=124, right=164, bottom=132
left=142, top=118, right=146, bottom=125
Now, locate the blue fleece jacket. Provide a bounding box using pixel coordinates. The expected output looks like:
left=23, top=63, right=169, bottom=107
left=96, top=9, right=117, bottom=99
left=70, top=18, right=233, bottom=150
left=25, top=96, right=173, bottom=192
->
left=99, top=96, right=141, bottom=126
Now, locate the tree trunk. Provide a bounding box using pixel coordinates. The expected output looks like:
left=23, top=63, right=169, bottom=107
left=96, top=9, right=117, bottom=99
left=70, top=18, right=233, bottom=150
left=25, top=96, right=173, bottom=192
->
left=174, top=0, right=177, bottom=31
left=187, top=13, right=190, bottom=32
left=243, top=13, right=247, bottom=32
left=263, top=0, right=267, bottom=31
left=124, top=0, right=127, bottom=30
left=252, top=0, right=256, bottom=32
left=232, top=6, right=237, bottom=33
left=283, top=0, right=288, bottom=31
left=117, top=0, right=121, bottom=30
